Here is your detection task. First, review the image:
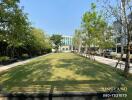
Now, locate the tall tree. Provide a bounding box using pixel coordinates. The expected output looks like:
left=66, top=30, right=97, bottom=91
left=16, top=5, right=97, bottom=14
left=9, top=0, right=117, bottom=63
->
left=73, top=29, right=83, bottom=53
left=0, top=0, right=31, bottom=57
left=0, top=0, right=52, bottom=58
left=50, top=34, right=63, bottom=52
left=100, top=0, right=132, bottom=77
left=27, top=28, right=51, bottom=55
left=81, top=3, right=114, bottom=55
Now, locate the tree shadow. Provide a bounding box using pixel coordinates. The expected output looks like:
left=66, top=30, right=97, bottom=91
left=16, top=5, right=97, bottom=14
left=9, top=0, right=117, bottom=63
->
left=56, top=56, right=127, bottom=91
left=0, top=53, right=130, bottom=97
left=1, top=79, right=117, bottom=100
left=0, top=59, right=53, bottom=92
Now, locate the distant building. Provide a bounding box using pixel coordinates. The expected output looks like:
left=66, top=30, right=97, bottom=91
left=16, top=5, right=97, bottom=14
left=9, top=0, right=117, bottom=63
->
left=59, top=35, right=73, bottom=52
left=113, top=13, right=132, bottom=54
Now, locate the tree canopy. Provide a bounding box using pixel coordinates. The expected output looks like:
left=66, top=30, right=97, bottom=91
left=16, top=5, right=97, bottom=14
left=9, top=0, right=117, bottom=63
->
left=73, top=3, right=115, bottom=53
left=50, top=34, right=63, bottom=52
left=0, top=0, right=52, bottom=58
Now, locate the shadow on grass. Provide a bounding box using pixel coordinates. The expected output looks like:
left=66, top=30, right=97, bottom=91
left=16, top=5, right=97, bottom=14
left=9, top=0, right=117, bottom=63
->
left=0, top=59, right=53, bottom=91
left=57, top=57, right=125, bottom=83
left=1, top=79, right=113, bottom=93
left=0, top=53, right=130, bottom=96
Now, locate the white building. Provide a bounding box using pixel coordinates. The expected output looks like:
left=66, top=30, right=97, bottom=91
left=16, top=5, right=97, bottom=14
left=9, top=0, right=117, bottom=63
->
left=59, top=35, right=73, bottom=52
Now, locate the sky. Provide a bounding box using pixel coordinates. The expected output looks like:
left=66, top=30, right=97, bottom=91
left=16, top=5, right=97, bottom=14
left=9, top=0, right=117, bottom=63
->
left=19, top=0, right=99, bottom=36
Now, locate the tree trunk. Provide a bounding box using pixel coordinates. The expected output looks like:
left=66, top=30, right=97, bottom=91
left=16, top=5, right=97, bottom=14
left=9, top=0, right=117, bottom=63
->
left=78, top=46, right=81, bottom=53
left=84, top=44, right=88, bottom=54
left=115, top=53, right=123, bottom=68
left=124, top=40, right=130, bottom=77
left=78, top=39, right=82, bottom=53
left=120, top=0, right=130, bottom=77
left=11, top=47, right=15, bottom=58
left=114, top=0, right=124, bottom=69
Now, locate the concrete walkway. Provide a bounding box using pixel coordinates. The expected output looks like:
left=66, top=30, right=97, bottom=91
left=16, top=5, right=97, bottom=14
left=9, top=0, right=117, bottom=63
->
left=0, top=53, right=51, bottom=72
left=80, top=53, right=132, bottom=74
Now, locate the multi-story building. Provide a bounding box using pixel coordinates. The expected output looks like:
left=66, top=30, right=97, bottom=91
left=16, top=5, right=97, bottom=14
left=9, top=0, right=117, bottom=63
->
left=113, top=13, right=132, bottom=54
left=59, top=35, right=73, bottom=52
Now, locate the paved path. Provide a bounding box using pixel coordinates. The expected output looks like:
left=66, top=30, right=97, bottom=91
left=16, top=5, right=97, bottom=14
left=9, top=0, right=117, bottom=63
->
left=0, top=53, right=51, bottom=72
left=80, top=53, right=132, bottom=74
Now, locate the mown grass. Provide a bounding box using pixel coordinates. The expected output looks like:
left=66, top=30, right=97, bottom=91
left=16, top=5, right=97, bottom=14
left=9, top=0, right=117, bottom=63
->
left=0, top=53, right=131, bottom=99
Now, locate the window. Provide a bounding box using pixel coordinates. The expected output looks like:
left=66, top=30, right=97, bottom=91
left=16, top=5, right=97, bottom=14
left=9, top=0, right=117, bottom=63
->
left=117, top=37, right=121, bottom=43
left=117, top=46, right=121, bottom=53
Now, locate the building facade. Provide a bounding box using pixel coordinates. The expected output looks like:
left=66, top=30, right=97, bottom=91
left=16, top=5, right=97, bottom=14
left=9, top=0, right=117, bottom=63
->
left=59, top=35, right=73, bottom=52
left=113, top=14, right=132, bottom=54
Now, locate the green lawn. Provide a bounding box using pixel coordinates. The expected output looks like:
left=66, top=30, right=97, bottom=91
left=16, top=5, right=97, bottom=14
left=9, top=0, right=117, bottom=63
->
left=0, top=53, right=132, bottom=98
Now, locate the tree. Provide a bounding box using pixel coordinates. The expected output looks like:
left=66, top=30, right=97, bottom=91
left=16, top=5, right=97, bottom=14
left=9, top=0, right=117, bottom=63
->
left=100, top=0, right=132, bottom=77
left=81, top=3, right=114, bottom=56
left=73, top=29, right=83, bottom=53
left=0, top=0, right=52, bottom=58
left=82, top=3, right=98, bottom=51
left=98, top=26, right=115, bottom=54
left=0, top=0, right=31, bottom=57
left=26, top=28, right=51, bottom=56
left=50, top=34, right=63, bottom=52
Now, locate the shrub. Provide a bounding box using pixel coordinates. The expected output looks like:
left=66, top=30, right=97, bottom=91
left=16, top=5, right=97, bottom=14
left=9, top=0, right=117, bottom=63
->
left=0, top=56, right=10, bottom=62
left=21, top=54, right=29, bottom=59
